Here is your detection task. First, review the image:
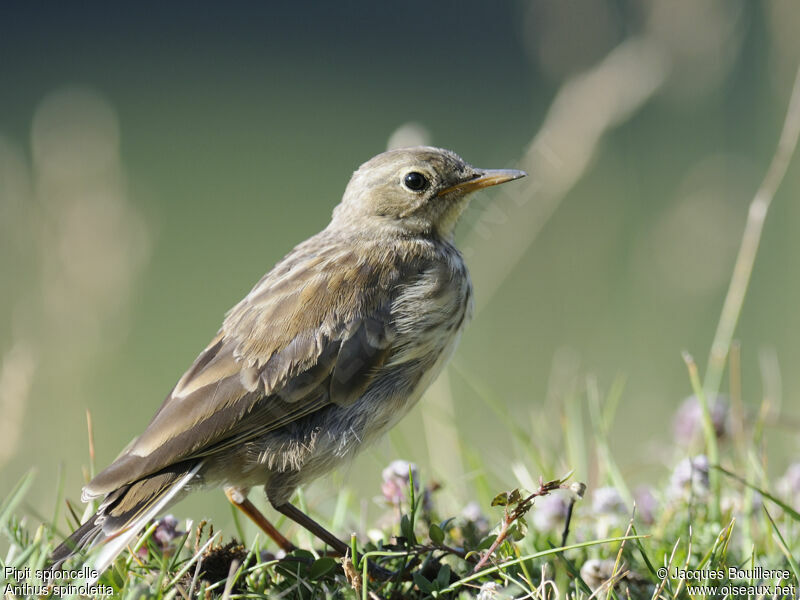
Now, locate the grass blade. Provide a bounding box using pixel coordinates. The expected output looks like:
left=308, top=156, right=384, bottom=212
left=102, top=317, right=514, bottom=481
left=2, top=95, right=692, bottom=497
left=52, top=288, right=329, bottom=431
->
left=715, top=465, right=800, bottom=522
left=0, top=471, right=35, bottom=533
left=763, top=506, right=800, bottom=582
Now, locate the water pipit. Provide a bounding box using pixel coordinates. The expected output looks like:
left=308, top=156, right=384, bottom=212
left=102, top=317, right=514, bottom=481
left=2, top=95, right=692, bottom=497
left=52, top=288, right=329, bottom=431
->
left=51, top=146, right=525, bottom=575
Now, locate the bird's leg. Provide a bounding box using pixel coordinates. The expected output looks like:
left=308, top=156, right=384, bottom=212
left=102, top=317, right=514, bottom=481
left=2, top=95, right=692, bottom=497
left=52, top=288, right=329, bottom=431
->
left=224, top=487, right=296, bottom=552
left=273, top=502, right=398, bottom=581
left=273, top=502, right=349, bottom=555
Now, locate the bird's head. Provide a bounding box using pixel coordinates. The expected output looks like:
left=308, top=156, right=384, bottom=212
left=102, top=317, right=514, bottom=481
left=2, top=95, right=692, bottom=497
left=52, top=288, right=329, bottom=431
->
left=332, top=146, right=526, bottom=239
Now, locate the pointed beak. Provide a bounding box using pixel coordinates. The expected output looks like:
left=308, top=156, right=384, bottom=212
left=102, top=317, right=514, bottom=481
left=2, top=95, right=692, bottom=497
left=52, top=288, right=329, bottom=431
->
left=437, top=168, right=526, bottom=197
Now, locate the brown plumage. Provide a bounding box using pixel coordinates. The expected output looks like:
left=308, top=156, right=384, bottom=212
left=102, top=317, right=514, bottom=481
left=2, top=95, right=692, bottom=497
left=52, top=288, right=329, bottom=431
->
left=50, top=146, right=525, bottom=576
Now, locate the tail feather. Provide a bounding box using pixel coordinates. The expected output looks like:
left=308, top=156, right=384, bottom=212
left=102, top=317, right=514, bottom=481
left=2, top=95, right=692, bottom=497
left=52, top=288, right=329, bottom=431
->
left=48, top=461, right=203, bottom=583
left=49, top=516, right=104, bottom=570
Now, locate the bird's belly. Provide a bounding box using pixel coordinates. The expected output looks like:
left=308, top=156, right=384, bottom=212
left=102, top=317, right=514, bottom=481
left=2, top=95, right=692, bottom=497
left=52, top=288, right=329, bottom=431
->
left=253, top=328, right=463, bottom=497
left=357, top=264, right=472, bottom=444
left=362, top=327, right=463, bottom=441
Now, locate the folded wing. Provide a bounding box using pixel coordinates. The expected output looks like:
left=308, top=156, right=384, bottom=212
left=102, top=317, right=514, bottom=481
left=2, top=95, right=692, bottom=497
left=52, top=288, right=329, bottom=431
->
left=84, top=235, right=403, bottom=499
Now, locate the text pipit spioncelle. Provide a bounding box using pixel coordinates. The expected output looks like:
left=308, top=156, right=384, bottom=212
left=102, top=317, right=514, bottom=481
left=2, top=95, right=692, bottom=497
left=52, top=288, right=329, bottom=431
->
left=51, top=146, right=526, bottom=577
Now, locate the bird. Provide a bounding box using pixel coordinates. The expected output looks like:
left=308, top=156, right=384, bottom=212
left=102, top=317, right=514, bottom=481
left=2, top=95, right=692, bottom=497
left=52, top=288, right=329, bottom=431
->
left=50, top=145, right=526, bottom=578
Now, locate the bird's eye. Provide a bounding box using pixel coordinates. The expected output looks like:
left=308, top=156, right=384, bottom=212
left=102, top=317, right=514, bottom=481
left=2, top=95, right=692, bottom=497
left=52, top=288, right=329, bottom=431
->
left=403, top=172, right=429, bottom=192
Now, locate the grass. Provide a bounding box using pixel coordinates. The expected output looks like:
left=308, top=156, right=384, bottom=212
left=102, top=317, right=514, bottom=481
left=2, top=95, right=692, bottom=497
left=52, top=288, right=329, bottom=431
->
left=1, top=364, right=800, bottom=599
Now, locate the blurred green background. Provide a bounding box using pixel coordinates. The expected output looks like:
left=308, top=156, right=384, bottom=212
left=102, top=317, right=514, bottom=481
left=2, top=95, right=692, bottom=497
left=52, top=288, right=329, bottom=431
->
left=1, top=1, right=799, bottom=540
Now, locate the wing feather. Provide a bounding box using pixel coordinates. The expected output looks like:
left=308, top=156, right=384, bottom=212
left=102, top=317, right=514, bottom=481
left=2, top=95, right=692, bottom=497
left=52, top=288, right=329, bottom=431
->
left=85, top=233, right=407, bottom=498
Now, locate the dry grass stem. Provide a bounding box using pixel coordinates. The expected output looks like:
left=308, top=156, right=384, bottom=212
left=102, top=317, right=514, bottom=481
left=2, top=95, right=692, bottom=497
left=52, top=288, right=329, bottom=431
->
left=703, top=65, right=800, bottom=398
left=465, top=37, right=670, bottom=314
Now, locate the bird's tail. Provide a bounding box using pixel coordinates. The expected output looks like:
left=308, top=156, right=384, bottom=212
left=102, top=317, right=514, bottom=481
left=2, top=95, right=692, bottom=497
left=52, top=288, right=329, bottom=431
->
left=49, top=461, right=202, bottom=583
left=49, top=515, right=105, bottom=569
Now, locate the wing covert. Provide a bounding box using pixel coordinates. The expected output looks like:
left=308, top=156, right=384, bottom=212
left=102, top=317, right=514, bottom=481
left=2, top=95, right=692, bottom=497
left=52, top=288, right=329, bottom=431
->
left=85, top=235, right=403, bottom=498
